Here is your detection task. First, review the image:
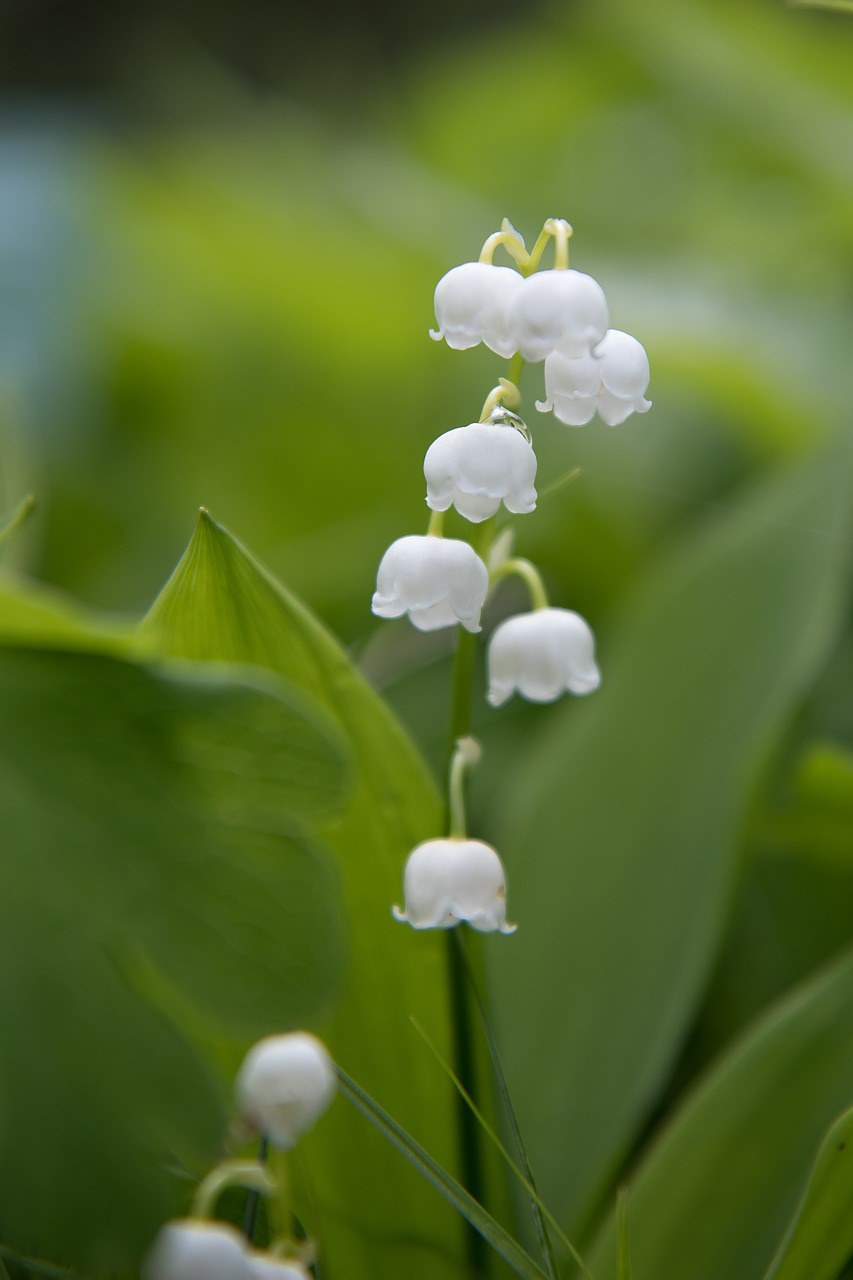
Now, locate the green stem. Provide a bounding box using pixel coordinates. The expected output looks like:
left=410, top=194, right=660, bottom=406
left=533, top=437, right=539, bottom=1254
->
left=428, top=508, right=446, bottom=537
left=242, top=1135, right=270, bottom=1241
left=505, top=352, right=526, bottom=387
left=448, top=738, right=481, bottom=839
left=272, top=1147, right=293, bottom=1244
left=444, top=515, right=498, bottom=1277
left=192, top=1159, right=276, bottom=1220
left=491, top=558, right=549, bottom=611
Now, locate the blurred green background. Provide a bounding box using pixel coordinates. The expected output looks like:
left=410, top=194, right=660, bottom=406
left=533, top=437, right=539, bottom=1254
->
left=1, top=0, right=853, bottom=1276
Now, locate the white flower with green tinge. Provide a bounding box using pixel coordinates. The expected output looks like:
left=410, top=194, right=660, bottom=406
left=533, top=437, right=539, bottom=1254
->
left=539, top=329, right=651, bottom=427
left=393, top=837, right=516, bottom=934
left=372, top=534, right=489, bottom=632
left=487, top=608, right=601, bottom=706
left=143, top=1220, right=251, bottom=1280
left=236, top=1032, right=336, bottom=1150
left=424, top=422, right=537, bottom=524
left=430, top=262, right=523, bottom=356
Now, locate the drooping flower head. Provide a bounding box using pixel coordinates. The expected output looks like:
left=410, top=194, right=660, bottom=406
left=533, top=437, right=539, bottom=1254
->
left=430, top=262, right=523, bottom=357
left=235, top=1032, right=336, bottom=1150
left=539, top=329, right=651, bottom=427
left=372, top=534, right=489, bottom=632
left=487, top=608, right=601, bottom=706
left=143, top=1220, right=251, bottom=1280
left=424, top=421, right=537, bottom=524
left=393, top=838, right=516, bottom=934
left=509, top=269, right=609, bottom=363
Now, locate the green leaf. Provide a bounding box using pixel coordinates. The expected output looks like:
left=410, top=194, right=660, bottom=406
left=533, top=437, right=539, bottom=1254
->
left=0, top=646, right=348, bottom=1272
left=0, top=571, right=133, bottom=655
left=335, top=1066, right=549, bottom=1280
left=488, top=448, right=852, bottom=1231
left=588, top=948, right=853, bottom=1280
left=764, top=1106, right=853, bottom=1280
left=142, top=512, right=468, bottom=1280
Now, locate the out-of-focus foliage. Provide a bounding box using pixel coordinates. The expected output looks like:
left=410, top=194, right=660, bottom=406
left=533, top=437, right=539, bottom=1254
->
left=488, top=447, right=852, bottom=1234
left=0, top=636, right=349, bottom=1269
left=763, top=1105, right=853, bottom=1280
left=142, top=513, right=469, bottom=1280
left=589, top=950, right=853, bottom=1280
left=0, top=0, right=852, bottom=1274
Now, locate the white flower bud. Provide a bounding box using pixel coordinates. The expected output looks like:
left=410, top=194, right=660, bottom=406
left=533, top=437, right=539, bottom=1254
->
left=508, top=269, right=609, bottom=363
left=424, top=423, right=537, bottom=524
left=249, top=1256, right=311, bottom=1280
left=372, top=535, right=489, bottom=633
left=487, top=608, right=601, bottom=706
left=538, top=329, right=651, bottom=427
left=143, top=1220, right=251, bottom=1280
left=235, top=1032, right=336, bottom=1150
left=430, top=262, right=523, bottom=356
left=393, top=838, right=516, bottom=934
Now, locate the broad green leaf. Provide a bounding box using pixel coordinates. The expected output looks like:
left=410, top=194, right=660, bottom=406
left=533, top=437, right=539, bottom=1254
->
left=488, top=449, right=851, bottom=1232
left=764, top=1106, right=853, bottom=1280
left=336, top=1067, right=548, bottom=1280
left=142, top=512, right=469, bottom=1280
left=0, top=570, right=133, bottom=654
left=589, top=948, right=853, bottom=1280
left=0, top=647, right=347, bottom=1272
left=683, top=741, right=853, bottom=1070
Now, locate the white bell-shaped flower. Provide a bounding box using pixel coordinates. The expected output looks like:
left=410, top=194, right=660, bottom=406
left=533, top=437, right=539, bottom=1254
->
left=236, top=1032, right=336, bottom=1150
left=424, top=422, right=537, bottom=524
left=372, top=535, right=489, bottom=632
left=430, top=261, right=523, bottom=356
left=487, top=608, right=601, bottom=706
left=508, top=269, right=609, bottom=363
left=143, top=1220, right=251, bottom=1280
left=249, top=1256, right=311, bottom=1280
left=538, top=329, right=651, bottom=427
left=393, top=838, right=516, bottom=934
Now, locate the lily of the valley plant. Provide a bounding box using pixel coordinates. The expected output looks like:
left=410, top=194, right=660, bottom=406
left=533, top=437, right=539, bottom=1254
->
left=145, top=216, right=650, bottom=1280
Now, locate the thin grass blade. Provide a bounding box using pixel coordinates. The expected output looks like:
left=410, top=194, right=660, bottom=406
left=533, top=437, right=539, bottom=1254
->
left=408, top=1015, right=594, bottom=1280
left=335, top=1066, right=549, bottom=1280
left=454, top=937, right=562, bottom=1280
left=0, top=495, right=35, bottom=548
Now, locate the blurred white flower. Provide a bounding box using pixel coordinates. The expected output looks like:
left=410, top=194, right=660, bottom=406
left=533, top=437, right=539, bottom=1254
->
left=372, top=535, right=489, bottom=632
left=249, top=1256, right=311, bottom=1280
left=508, top=269, right=609, bottom=363
left=143, top=1220, right=251, bottom=1280
left=430, top=262, right=523, bottom=356
left=424, top=422, right=537, bottom=524
left=393, top=838, right=516, bottom=934
left=487, top=608, right=601, bottom=706
left=236, top=1032, right=336, bottom=1150
left=538, top=329, right=651, bottom=427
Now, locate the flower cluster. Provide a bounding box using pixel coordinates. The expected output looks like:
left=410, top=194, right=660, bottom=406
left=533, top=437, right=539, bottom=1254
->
left=145, top=1033, right=335, bottom=1280
left=430, top=219, right=650, bottom=428
left=372, top=218, right=650, bottom=937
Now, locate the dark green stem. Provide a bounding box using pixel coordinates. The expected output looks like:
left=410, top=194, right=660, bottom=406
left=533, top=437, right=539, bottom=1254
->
left=444, top=512, right=498, bottom=1277
left=446, top=628, right=487, bottom=1277
left=242, top=1135, right=269, bottom=1241
left=446, top=929, right=488, bottom=1277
